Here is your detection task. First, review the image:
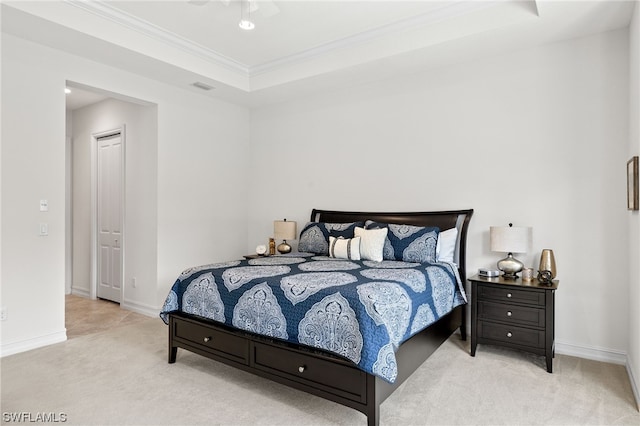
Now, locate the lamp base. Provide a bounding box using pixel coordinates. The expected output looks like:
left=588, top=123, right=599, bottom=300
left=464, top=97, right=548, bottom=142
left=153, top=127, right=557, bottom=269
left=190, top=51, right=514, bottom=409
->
left=497, top=253, right=524, bottom=280
left=277, top=241, right=291, bottom=254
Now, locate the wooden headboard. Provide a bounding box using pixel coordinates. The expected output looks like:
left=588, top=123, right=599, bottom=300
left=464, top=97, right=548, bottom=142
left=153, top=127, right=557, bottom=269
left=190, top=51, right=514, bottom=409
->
left=311, top=208, right=474, bottom=281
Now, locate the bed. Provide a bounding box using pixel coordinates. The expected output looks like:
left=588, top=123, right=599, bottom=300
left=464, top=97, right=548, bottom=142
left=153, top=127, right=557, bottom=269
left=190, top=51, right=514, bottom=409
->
left=161, top=208, right=473, bottom=426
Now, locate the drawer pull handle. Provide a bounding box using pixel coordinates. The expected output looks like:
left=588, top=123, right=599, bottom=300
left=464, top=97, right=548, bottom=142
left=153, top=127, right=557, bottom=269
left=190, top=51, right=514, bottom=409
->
left=298, top=366, right=306, bottom=373
left=506, top=332, right=513, bottom=338
left=506, top=311, right=513, bottom=317
left=506, top=293, right=512, bottom=298
left=203, top=336, right=212, bottom=343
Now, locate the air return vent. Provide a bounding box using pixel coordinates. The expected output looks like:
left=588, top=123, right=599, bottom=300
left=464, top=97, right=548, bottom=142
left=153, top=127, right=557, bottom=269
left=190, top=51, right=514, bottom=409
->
left=192, top=82, right=214, bottom=91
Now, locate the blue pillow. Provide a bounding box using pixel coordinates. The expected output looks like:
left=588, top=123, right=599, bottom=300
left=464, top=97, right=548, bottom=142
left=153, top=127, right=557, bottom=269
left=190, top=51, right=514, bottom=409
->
left=365, top=221, right=439, bottom=263
left=298, top=221, right=364, bottom=255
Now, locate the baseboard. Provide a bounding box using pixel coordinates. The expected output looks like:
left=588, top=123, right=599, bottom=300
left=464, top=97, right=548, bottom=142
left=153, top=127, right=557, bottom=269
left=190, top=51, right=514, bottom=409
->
left=555, top=341, right=626, bottom=365
left=71, top=287, right=90, bottom=298
left=121, top=299, right=158, bottom=318
left=0, top=330, right=67, bottom=358
left=627, top=360, right=640, bottom=412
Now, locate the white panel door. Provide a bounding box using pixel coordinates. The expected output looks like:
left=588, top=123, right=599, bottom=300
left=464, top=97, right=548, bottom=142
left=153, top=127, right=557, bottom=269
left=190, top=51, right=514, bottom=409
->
left=97, top=133, right=122, bottom=303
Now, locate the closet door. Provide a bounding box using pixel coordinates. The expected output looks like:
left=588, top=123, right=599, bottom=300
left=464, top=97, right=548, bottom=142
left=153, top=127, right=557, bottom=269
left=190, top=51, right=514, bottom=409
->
left=96, top=133, right=122, bottom=303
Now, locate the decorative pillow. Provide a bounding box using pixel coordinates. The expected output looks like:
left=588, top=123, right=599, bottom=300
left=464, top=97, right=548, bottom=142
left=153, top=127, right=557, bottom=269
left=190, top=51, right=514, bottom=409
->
left=329, top=236, right=361, bottom=260
left=298, top=221, right=364, bottom=255
left=436, top=227, right=458, bottom=264
left=365, top=222, right=440, bottom=263
left=354, top=227, right=387, bottom=262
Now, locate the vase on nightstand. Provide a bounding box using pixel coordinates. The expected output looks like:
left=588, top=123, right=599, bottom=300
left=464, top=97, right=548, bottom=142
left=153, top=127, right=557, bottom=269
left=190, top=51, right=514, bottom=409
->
left=539, top=249, right=557, bottom=279
left=269, top=238, right=276, bottom=256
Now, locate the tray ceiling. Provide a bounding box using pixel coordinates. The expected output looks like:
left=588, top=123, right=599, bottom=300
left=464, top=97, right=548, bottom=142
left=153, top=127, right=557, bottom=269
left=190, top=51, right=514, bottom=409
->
left=2, top=1, right=635, bottom=107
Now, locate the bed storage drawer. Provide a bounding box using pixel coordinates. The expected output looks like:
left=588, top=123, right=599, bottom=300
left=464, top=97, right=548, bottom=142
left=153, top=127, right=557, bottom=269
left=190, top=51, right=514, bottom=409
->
left=252, top=341, right=366, bottom=403
left=172, top=316, right=249, bottom=365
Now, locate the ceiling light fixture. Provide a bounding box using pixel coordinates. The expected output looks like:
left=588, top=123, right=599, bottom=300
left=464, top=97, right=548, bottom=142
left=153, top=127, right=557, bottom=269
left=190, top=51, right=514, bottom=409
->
left=239, top=0, right=255, bottom=30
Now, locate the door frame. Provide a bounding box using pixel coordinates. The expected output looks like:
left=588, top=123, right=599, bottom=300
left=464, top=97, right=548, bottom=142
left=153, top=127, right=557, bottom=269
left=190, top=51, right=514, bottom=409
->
left=65, top=136, right=73, bottom=295
left=90, top=125, right=126, bottom=301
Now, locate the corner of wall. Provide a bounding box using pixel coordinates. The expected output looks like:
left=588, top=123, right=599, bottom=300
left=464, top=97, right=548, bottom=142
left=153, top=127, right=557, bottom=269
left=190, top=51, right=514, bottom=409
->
left=627, top=352, right=640, bottom=411
left=628, top=0, right=640, bottom=412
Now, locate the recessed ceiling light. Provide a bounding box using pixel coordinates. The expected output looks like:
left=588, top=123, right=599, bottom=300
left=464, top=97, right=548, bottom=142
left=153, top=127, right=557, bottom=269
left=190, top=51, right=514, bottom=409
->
left=65, top=88, right=71, bottom=94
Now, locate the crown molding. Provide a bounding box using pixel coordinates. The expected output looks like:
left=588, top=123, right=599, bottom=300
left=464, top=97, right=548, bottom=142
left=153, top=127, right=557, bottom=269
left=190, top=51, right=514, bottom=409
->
left=64, top=0, right=506, bottom=82
left=249, top=0, right=501, bottom=76
left=65, top=0, right=250, bottom=76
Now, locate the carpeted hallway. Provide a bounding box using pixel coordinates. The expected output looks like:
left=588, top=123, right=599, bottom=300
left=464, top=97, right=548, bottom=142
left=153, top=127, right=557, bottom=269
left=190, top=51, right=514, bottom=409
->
left=1, top=299, right=639, bottom=425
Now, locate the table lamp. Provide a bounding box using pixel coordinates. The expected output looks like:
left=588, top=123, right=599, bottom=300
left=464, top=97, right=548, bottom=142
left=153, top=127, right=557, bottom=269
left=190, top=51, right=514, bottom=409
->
left=274, top=219, right=297, bottom=254
left=490, top=223, right=532, bottom=279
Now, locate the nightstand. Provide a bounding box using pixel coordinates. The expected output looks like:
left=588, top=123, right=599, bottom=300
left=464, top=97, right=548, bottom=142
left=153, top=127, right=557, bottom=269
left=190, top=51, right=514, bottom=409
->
left=469, top=274, right=559, bottom=373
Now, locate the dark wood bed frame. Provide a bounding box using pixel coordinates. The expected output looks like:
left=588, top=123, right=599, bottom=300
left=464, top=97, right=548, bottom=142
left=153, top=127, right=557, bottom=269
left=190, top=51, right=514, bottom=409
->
left=168, top=208, right=473, bottom=426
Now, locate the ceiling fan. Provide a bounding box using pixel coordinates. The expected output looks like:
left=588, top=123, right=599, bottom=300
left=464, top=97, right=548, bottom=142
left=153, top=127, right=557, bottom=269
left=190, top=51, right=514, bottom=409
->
left=187, top=0, right=280, bottom=18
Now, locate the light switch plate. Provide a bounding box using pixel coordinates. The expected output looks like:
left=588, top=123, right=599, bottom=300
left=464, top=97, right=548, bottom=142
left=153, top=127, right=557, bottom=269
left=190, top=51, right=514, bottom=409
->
left=40, top=199, right=48, bottom=211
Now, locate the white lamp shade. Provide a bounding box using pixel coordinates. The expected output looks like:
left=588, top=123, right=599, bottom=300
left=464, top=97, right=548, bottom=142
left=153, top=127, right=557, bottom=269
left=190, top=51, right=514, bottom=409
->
left=490, top=226, right=532, bottom=254
left=274, top=220, right=297, bottom=241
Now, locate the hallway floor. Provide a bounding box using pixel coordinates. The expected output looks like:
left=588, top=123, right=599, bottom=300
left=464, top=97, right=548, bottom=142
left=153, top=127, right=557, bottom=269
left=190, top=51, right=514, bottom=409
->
left=65, top=294, right=149, bottom=339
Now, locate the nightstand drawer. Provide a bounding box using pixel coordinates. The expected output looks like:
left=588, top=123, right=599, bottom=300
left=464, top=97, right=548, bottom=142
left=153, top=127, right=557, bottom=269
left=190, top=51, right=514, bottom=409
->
left=478, top=285, right=545, bottom=306
left=478, top=300, right=545, bottom=328
left=478, top=321, right=544, bottom=348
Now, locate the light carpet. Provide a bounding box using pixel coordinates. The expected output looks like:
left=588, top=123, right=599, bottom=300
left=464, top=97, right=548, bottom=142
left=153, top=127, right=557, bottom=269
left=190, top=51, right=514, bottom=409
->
left=1, top=318, right=638, bottom=425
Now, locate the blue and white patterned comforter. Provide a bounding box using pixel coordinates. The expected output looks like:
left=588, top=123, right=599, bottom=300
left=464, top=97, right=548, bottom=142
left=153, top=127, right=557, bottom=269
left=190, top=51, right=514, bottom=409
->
left=160, top=253, right=466, bottom=383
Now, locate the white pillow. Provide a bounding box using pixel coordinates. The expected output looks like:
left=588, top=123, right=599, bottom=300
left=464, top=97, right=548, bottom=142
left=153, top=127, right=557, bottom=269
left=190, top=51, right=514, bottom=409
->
left=436, top=227, right=458, bottom=264
left=328, top=236, right=361, bottom=260
left=354, top=227, right=387, bottom=262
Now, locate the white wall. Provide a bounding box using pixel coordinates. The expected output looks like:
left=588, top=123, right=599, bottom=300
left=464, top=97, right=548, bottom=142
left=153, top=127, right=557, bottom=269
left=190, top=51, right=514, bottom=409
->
left=1, top=35, right=67, bottom=352
left=628, top=1, right=640, bottom=409
left=155, top=89, right=251, bottom=307
left=1, top=33, right=250, bottom=355
left=249, top=29, right=630, bottom=361
left=71, top=98, right=158, bottom=315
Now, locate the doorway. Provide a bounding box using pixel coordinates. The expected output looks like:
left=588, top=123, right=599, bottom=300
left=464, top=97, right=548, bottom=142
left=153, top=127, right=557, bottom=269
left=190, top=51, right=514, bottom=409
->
left=65, top=81, right=158, bottom=324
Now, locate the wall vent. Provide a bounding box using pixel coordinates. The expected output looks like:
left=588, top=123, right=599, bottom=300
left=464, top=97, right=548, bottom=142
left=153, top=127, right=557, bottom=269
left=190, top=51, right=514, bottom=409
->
left=192, top=81, right=214, bottom=91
